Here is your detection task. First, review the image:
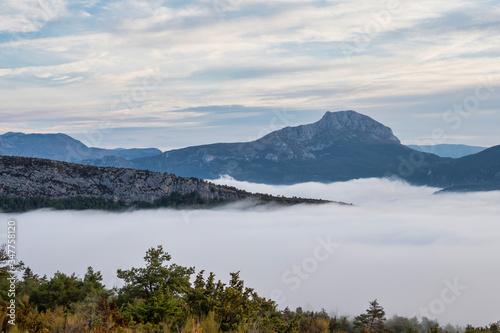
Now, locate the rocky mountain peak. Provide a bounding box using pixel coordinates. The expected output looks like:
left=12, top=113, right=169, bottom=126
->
left=264, top=110, right=401, bottom=146
left=314, top=110, right=400, bottom=144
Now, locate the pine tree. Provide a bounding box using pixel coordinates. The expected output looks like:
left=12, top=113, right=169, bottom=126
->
left=354, top=299, right=387, bottom=333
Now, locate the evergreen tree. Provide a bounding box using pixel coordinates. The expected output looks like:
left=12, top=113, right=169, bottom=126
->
left=354, top=299, right=387, bottom=333
left=116, top=245, right=195, bottom=302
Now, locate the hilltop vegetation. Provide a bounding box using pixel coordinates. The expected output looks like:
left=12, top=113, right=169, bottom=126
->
left=0, top=192, right=221, bottom=213
left=1, top=245, right=498, bottom=332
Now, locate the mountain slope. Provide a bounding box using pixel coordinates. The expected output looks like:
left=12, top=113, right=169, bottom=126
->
left=111, top=111, right=444, bottom=184
left=0, top=132, right=162, bottom=162
left=411, top=145, right=500, bottom=189
left=407, top=144, right=487, bottom=158
left=0, top=155, right=333, bottom=210
left=114, top=111, right=499, bottom=189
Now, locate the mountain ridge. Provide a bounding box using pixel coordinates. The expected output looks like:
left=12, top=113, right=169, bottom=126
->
left=0, top=155, right=336, bottom=212
left=108, top=110, right=444, bottom=184
left=2, top=110, right=499, bottom=191
left=0, top=132, right=162, bottom=162
left=407, top=144, right=487, bottom=158
left=413, top=145, right=500, bottom=189
left=261, top=110, right=400, bottom=146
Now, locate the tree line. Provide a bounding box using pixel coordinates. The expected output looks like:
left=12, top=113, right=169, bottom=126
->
left=0, top=244, right=498, bottom=332
left=0, top=192, right=221, bottom=213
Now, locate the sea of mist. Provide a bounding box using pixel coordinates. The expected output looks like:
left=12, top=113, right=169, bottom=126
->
left=1, top=178, right=499, bottom=326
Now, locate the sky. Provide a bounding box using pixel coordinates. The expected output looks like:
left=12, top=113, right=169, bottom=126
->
left=2, top=178, right=500, bottom=326
left=1, top=0, right=500, bottom=150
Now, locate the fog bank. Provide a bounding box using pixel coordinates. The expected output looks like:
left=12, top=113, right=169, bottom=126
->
left=1, top=178, right=499, bottom=326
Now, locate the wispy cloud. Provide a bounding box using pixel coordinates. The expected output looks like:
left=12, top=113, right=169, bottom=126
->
left=0, top=0, right=499, bottom=148
left=0, top=0, right=67, bottom=33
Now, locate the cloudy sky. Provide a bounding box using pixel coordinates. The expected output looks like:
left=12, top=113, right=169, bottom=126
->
left=1, top=0, right=499, bottom=150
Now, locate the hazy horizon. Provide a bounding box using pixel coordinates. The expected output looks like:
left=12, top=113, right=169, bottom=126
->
left=0, top=121, right=496, bottom=153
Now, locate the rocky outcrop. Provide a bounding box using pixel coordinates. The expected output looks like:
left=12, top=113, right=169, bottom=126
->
left=0, top=155, right=332, bottom=205
left=263, top=110, right=400, bottom=146
left=252, top=110, right=400, bottom=161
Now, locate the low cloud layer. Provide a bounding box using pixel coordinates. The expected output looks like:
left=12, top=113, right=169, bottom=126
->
left=1, top=178, right=500, bottom=326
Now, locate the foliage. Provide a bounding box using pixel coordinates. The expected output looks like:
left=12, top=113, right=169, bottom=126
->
left=116, top=245, right=194, bottom=325
left=0, top=192, right=223, bottom=213
left=465, top=323, right=500, bottom=333
left=0, top=244, right=497, bottom=332
left=354, top=299, right=386, bottom=333
left=187, top=270, right=277, bottom=331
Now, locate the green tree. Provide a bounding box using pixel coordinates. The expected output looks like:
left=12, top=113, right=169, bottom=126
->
left=116, top=245, right=195, bottom=303
left=27, top=266, right=106, bottom=313
left=354, top=299, right=386, bottom=333
left=186, top=270, right=221, bottom=317
left=82, top=266, right=107, bottom=295
left=330, top=315, right=352, bottom=333
left=29, top=271, right=83, bottom=311
left=116, top=245, right=195, bottom=325
left=186, top=270, right=277, bottom=331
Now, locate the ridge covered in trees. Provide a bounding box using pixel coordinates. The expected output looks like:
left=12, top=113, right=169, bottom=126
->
left=0, top=191, right=335, bottom=213
left=0, top=192, right=221, bottom=213
left=0, top=245, right=498, bottom=332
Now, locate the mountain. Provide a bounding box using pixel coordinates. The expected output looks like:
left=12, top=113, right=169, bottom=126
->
left=94, top=110, right=444, bottom=184
left=2, top=111, right=499, bottom=191
left=407, top=144, right=487, bottom=158
left=437, top=183, right=500, bottom=193
left=0, top=132, right=162, bottom=162
left=411, top=145, right=500, bottom=190
left=80, top=155, right=135, bottom=168
left=0, top=155, right=334, bottom=212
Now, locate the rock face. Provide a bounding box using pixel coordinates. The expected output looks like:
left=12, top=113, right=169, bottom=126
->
left=0, top=155, right=331, bottom=205
left=265, top=110, right=400, bottom=146
left=253, top=110, right=400, bottom=160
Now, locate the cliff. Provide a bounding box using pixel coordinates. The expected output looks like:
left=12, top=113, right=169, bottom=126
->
left=0, top=155, right=334, bottom=208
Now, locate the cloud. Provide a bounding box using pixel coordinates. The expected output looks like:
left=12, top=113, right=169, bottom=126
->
left=0, top=0, right=499, bottom=146
left=2, top=178, right=500, bottom=326
left=0, top=0, right=67, bottom=33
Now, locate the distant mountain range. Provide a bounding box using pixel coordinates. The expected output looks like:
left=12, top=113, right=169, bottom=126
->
left=0, top=132, right=161, bottom=162
left=1, top=111, right=499, bottom=192
left=407, top=144, right=486, bottom=158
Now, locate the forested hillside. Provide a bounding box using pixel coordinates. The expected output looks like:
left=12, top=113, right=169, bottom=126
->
left=0, top=245, right=498, bottom=332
